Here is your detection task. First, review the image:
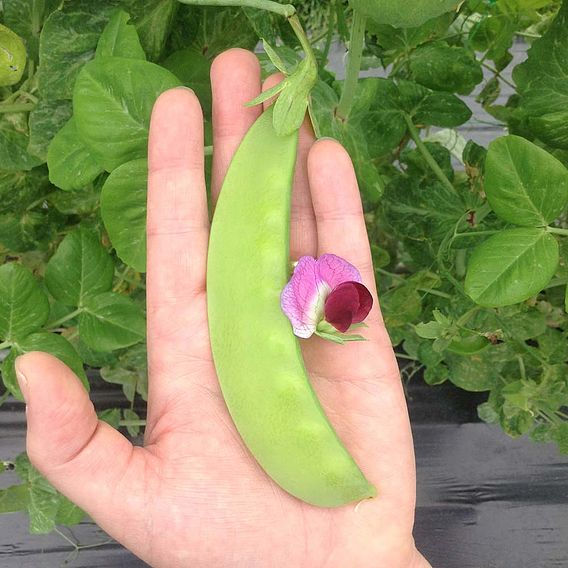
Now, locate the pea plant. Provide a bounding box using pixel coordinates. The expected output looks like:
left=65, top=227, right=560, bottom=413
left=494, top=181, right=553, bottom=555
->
left=0, top=0, right=567, bottom=540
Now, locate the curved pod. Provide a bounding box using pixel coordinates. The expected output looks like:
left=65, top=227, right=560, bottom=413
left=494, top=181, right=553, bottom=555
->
left=207, top=108, right=376, bottom=507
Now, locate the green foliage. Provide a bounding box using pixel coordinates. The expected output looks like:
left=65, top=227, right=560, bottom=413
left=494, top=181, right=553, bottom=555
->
left=1, top=0, right=568, bottom=543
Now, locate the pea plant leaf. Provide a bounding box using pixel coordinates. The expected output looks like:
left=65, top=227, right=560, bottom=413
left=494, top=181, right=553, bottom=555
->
left=27, top=98, right=73, bottom=162
left=2, top=0, right=61, bottom=61
left=513, top=0, right=568, bottom=149
left=0, top=169, right=50, bottom=212
left=13, top=454, right=84, bottom=534
left=73, top=57, right=181, bottom=171
left=47, top=118, right=105, bottom=191
left=350, top=0, right=460, bottom=28
left=38, top=0, right=122, bottom=99
left=100, top=158, right=147, bottom=272
left=125, top=0, right=179, bottom=61
left=0, top=484, right=29, bottom=514
left=45, top=228, right=115, bottom=307
left=101, top=342, right=148, bottom=402
left=409, top=43, right=483, bottom=95
left=465, top=227, right=560, bottom=307
left=0, top=114, right=44, bottom=172
left=79, top=291, right=145, bottom=351
left=484, top=135, right=568, bottom=226
left=162, top=48, right=212, bottom=117
left=0, top=263, right=50, bottom=341
left=96, top=9, right=146, bottom=60
left=2, top=332, right=88, bottom=399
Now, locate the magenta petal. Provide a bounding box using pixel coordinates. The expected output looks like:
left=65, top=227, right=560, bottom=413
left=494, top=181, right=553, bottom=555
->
left=324, top=281, right=373, bottom=333
left=280, top=256, right=330, bottom=338
left=316, top=254, right=362, bottom=289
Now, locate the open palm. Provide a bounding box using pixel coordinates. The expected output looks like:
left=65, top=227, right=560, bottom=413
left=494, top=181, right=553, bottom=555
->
left=16, top=49, right=429, bottom=568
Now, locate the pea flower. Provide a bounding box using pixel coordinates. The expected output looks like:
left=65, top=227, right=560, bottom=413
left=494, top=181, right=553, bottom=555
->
left=280, top=254, right=373, bottom=343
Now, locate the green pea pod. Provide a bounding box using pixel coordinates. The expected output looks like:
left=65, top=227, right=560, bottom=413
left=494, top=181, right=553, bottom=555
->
left=207, top=107, right=376, bottom=507
left=0, top=24, right=26, bottom=87
left=446, top=333, right=490, bottom=356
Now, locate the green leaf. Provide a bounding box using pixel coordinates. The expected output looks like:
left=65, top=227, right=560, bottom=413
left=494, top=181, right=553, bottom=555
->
left=45, top=228, right=115, bottom=307
left=162, top=48, right=212, bottom=117
left=122, top=408, right=142, bottom=437
left=47, top=118, right=104, bottom=191
left=2, top=332, right=88, bottom=399
left=0, top=168, right=50, bottom=211
left=79, top=292, right=145, bottom=351
left=382, top=286, right=422, bottom=327
left=98, top=407, right=121, bottom=428
left=96, top=9, right=146, bottom=60
left=423, top=364, right=449, bottom=385
left=484, top=135, right=568, bottom=226
left=413, top=91, right=472, bottom=127
left=73, top=57, right=181, bottom=171
left=27, top=98, right=73, bottom=162
left=72, top=336, right=120, bottom=368
left=169, top=5, right=257, bottom=59
left=49, top=180, right=101, bottom=215
left=465, top=228, right=559, bottom=307
left=409, top=43, right=483, bottom=95
left=100, top=342, right=147, bottom=401
left=0, top=263, right=49, bottom=341
left=38, top=0, right=122, bottom=99
left=0, top=207, right=65, bottom=252
left=446, top=347, right=508, bottom=392
left=0, top=484, right=29, bottom=513
left=0, top=113, right=44, bottom=171
left=125, top=0, right=178, bottom=61
left=55, top=496, right=84, bottom=526
left=100, top=158, right=147, bottom=272
left=350, top=0, right=460, bottom=28
left=513, top=1, right=568, bottom=149
left=3, top=0, right=61, bottom=61
left=0, top=23, right=27, bottom=86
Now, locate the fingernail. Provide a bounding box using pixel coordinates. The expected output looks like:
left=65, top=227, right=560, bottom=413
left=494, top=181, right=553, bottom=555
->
left=175, top=86, right=194, bottom=94
left=14, top=356, right=28, bottom=400
left=317, top=136, right=338, bottom=142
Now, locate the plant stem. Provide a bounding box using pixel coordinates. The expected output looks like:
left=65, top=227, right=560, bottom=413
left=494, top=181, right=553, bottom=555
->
left=480, top=61, right=516, bottom=89
left=0, top=103, right=35, bottom=113
left=175, top=0, right=295, bottom=17
left=204, top=145, right=213, bottom=156
left=336, top=9, right=367, bottom=120
left=0, top=340, right=11, bottom=350
left=548, top=226, right=568, bottom=236
left=395, top=352, right=419, bottom=361
left=322, top=0, right=336, bottom=61
left=0, top=390, right=10, bottom=409
left=288, top=14, right=316, bottom=61
left=517, top=355, right=526, bottom=381
left=418, top=288, right=452, bottom=299
left=403, top=113, right=457, bottom=195
left=47, top=308, right=83, bottom=330
left=453, top=230, right=500, bottom=239
left=119, top=419, right=147, bottom=427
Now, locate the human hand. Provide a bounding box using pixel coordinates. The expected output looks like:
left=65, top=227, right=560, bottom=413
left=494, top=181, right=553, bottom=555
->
left=15, top=49, right=430, bottom=568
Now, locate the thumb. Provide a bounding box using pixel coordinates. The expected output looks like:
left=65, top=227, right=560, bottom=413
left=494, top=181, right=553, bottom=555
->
left=15, top=351, right=137, bottom=523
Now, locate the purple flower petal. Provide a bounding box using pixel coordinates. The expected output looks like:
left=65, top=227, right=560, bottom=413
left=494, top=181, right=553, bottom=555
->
left=316, top=254, right=362, bottom=289
left=324, top=281, right=373, bottom=333
left=280, top=256, right=330, bottom=338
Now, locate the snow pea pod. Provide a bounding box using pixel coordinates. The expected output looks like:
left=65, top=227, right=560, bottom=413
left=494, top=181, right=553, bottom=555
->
left=207, top=107, right=376, bottom=507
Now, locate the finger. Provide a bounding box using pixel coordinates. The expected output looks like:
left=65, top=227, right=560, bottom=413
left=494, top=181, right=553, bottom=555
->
left=306, top=138, right=391, bottom=347
left=262, top=73, right=317, bottom=259
left=146, top=87, right=210, bottom=416
left=211, top=48, right=261, bottom=207
left=15, top=352, right=143, bottom=537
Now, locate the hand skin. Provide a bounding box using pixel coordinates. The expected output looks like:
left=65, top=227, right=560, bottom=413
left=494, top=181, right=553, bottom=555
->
left=14, top=49, right=431, bottom=568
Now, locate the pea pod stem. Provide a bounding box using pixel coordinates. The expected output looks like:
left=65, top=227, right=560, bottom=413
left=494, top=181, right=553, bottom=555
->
left=175, top=0, right=295, bottom=17
left=403, top=113, right=458, bottom=196
left=547, top=226, right=568, bottom=236
left=336, top=9, right=367, bottom=120
left=0, top=102, right=35, bottom=113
